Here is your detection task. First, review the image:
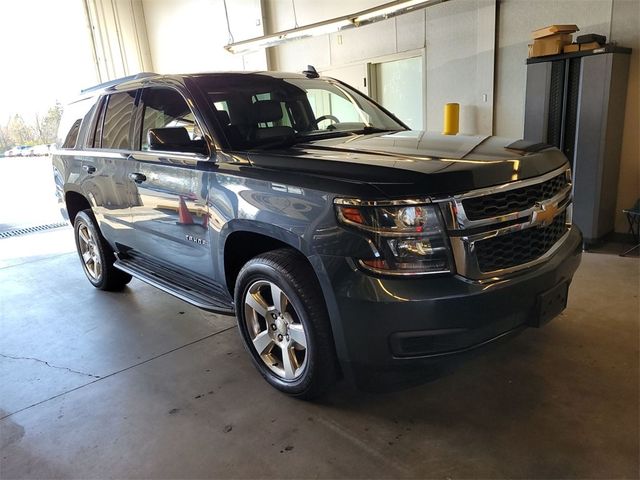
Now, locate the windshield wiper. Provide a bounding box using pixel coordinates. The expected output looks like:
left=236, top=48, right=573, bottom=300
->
left=250, top=134, right=299, bottom=151
left=353, top=126, right=403, bottom=134
left=250, top=131, right=353, bottom=151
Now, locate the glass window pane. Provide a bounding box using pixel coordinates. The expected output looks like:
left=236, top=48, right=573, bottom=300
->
left=88, top=97, right=106, bottom=148
left=101, top=91, right=136, bottom=149
left=57, top=96, right=94, bottom=149
left=214, top=101, right=229, bottom=113
left=375, top=56, right=424, bottom=130
left=141, top=88, right=203, bottom=151
left=62, top=119, right=81, bottom=149
left=199, top=75, right=405, bottom=150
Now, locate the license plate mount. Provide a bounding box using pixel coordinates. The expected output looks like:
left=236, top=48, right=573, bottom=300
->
left=532, top=281, right=569, bottom=327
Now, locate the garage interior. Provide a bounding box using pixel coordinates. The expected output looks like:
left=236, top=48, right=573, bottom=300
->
left=1, top=0, right=638, bottom=478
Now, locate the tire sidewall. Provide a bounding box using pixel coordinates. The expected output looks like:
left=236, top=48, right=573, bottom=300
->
left=235, top=262, right=318, bottom=395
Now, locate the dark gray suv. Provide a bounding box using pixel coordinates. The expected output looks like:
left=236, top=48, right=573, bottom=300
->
left=52, top=71, right=582, bottom=398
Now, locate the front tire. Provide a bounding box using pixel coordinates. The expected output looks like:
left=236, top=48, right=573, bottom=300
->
left=73, top=209, right=132, bottom=291
left=234, top=248, right=339, bottom=399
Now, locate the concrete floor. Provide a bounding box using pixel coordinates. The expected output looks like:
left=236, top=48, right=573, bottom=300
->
left=1, top=229, right=638, bottom=479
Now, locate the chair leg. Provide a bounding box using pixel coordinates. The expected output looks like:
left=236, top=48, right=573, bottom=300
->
left=628, top=214, right=636, bottom=240
left=621, top=213, right=640, bottom=257
left=620, top=242, right=640, bottom=257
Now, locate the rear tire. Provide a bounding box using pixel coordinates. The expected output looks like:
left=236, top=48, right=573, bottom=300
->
left=73, top=209, right=132, bottom=291
left=234, top=248, right=339, bottom=399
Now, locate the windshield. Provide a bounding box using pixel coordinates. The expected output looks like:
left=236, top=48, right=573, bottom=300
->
left=196, top=74, right=406, bottom=150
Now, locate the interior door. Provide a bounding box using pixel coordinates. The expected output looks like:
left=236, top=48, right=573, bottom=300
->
left=373, top=55, right=425, bottom=130
left=127, top=86, right=213, bottom=278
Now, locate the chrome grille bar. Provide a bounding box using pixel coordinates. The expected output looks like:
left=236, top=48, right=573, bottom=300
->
left=436, top=165, right=573, bottom=280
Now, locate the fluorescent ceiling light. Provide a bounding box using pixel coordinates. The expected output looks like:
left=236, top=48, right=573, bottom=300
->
left=225, top=0, right=446, bottom=55
left=352, top=0, right=433, bottom=24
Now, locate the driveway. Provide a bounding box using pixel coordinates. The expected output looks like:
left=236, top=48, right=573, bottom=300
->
left=0, top=155, right=65, bottom=235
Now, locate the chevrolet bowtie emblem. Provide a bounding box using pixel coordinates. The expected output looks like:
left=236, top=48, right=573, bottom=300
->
left=532, top=201, right=559, bottom=227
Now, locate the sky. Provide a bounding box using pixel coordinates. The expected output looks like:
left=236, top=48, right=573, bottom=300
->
left=0, top=0, right=98, bottom=123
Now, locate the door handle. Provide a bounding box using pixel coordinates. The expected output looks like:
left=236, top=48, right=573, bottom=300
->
left=82, top=165, right=96, bottom=174
left=128, top=172, right=146, bottom=184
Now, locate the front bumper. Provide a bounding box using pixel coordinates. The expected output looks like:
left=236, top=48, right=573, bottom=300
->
left=318, top=226, right=583, bottom=390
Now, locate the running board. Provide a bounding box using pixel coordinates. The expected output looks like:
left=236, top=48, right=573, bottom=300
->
left=114, top=253, right=235, bottom=315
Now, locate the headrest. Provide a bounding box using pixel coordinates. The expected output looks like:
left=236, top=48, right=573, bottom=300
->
left=216, top=110, right=231, bottom=126
left=253, top=100, right=282, bottom=123
left=148, top=127, right=191, bottom=146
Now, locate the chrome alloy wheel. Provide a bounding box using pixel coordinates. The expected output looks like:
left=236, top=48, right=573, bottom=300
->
left=244, top=280, right=308, bottom=380
left=77, top=223, right=102, bottom=281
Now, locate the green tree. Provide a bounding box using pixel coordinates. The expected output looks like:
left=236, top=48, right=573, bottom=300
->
left=7, top=114, right=36, bottom=146
left=35, top=102, right=63, bottom=144
left=0, top=122, right=11, bottom=152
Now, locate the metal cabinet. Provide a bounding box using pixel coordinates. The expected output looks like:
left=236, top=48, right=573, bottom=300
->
left=524, top=48, right=631, bottom=245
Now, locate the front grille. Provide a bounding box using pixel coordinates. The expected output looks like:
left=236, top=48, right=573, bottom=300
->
left=474, top=211, right=568, bottom=272
left=462, top=173, right=568, bottom=220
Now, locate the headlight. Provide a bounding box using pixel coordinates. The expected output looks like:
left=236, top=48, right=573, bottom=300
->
left=335, top=199, right=452, bottom=275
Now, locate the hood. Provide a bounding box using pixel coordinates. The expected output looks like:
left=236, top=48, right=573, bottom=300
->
left=247, top=130, right=568, bottom=198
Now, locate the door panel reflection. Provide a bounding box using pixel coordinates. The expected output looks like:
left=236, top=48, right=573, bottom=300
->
left=129, top=160, right=212, bottom=278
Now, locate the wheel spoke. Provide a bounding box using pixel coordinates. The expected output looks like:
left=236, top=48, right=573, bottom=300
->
left=86, top=259, right=96, bottom=278
left=288, top=324, right=307, bottom=349
left=246, top=292, right=269, bottom=317
left=82, top=250, right=92, bottom=263
left=252, top=330, right=274, bottom=355
left=271, top=283, right=288, bottom=313
left=281, top=345, right=298, bottom=380
left=78, top=228, right=90, bottom=245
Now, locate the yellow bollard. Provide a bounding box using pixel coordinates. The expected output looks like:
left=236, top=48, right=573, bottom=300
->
left=442, top=103, right=460, bottom=135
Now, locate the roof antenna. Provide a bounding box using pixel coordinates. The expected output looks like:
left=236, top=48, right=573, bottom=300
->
left=302, top=65, right=319, bottom=79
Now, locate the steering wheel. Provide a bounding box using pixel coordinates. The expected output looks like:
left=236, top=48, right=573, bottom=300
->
left=315, top=115, right=340, bottom=129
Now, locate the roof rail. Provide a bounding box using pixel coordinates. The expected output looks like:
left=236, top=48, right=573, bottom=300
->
left=80, top=72, right=158, bottom=94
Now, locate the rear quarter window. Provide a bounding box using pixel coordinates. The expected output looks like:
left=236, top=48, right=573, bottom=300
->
left=56, top=96, right=95, bottom=149
left=62, top=120, right=82, bottom=148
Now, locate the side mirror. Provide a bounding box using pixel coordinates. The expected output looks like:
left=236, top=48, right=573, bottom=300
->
left=147, top=127, right=208, bottom=156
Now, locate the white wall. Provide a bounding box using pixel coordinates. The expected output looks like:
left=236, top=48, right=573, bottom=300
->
left=84, top=0, right=154, bottom=81
left=425, top=0, right=495, bottom=134
left=266, top=0, right=496, bottom=135
left=141, top=0, right=267, bottom=73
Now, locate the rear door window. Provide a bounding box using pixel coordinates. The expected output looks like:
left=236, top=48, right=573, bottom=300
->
left=88, top=97, right=106, bottom=148
left=101, top=91, right=137, bottom=149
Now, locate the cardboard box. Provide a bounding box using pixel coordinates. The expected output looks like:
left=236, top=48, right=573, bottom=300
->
left=530, top=40, right=564, bottom=58
left=529, top=34, right=574, bottom=57
left=580, top=41, right=601, bottom=51
left=532, top=24, right=579, bottom=40
left=563, top=43, right=580, bottom=53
